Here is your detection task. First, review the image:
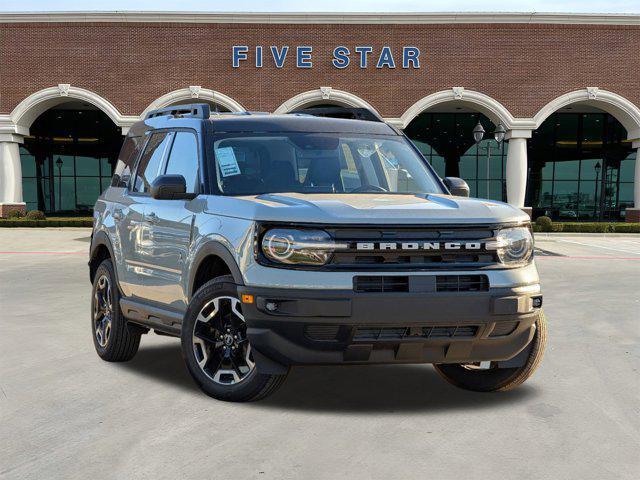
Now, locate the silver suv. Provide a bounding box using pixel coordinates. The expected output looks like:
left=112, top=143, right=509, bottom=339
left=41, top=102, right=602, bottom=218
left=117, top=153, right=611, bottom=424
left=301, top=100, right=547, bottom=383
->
left=89, top=104, right=546, bottom=402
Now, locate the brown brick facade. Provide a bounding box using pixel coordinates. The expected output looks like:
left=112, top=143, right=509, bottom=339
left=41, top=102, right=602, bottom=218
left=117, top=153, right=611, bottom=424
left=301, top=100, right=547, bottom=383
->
left=1, top=21, right=640, bottom=118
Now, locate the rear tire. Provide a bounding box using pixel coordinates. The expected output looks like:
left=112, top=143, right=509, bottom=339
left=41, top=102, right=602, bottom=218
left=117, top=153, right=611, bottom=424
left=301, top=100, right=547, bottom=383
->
left=91, top=259, right=141, bottom=362
left=434, top=311, right=547, bottom=392
left=181, top=275, right=289, bottom=402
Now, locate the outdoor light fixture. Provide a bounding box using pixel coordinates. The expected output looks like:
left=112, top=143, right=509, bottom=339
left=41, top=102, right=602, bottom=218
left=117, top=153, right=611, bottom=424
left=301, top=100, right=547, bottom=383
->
left=473, top=121, right=485, bottom=143
left=473, top=121, right=506, bottom=145
left=494, top=123, right=506, bottom=143
left=472, top=121, right=506, bottom=199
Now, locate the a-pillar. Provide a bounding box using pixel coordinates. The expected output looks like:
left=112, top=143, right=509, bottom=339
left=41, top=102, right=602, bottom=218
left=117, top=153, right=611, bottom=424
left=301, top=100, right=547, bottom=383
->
left=505, top=129, right=532, bottom=217
left=0, top=134, right=26, bottom=218
left=625, top=142, right=640, bottom=222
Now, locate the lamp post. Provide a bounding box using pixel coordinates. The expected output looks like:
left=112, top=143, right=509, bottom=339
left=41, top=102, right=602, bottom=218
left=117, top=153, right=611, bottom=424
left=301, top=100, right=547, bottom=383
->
left=473, top=121, right=506, bottom=199
left=55, top=157, right=63, bottom=212
left=594, top=161, right=601, bottom=220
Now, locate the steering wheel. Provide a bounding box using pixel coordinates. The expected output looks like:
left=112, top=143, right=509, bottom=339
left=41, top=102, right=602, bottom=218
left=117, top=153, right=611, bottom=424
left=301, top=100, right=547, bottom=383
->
left=350, top=184, right=388, bottom=193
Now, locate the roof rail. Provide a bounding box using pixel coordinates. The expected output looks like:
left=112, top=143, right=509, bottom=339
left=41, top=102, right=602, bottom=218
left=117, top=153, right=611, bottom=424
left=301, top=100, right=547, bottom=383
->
left=145, top=103, right=211, bottom=120
left=210, top=111, right=270, bottom=117
left=288, top=106, right=384, bottom=123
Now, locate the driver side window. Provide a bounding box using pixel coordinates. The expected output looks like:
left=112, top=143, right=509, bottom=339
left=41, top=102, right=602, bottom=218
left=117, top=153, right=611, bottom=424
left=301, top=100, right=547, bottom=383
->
left=132, top=132, right=173, bottom=193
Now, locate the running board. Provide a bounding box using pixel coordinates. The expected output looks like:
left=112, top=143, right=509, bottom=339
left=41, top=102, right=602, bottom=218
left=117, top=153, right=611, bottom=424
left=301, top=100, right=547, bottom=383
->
left=120, top=298, right=182, bottom=337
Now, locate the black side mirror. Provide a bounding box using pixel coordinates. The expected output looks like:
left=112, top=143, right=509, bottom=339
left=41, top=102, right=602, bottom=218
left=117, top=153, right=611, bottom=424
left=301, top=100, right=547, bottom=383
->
left=150, top=174, right=196, bottom=200
left=443, top=177, right=470, bottom=197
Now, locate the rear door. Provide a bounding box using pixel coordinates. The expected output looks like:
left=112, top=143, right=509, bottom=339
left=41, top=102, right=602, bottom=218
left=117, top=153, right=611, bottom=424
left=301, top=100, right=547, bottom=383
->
left=119, top=130, right=174, bottom=298
left=140, top=130, right=201, bottom=311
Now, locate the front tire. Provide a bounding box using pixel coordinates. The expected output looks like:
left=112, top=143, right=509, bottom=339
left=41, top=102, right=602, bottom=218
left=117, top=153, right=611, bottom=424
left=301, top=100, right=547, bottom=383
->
left=434, top=311, right=547, bottom=392
left=91, top=259, right=141, bottom=361
left=181, top=275, right=288, bottom=402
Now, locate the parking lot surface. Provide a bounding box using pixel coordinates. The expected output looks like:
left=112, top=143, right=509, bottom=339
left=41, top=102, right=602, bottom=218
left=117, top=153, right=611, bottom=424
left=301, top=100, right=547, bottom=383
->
left=1, top=228, right=639, bottom=480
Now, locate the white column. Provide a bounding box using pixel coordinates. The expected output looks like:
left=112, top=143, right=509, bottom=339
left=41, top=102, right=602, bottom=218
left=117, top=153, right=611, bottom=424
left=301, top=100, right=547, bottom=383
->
left=505, top=129, right=532, bottom=209
left=0, top=134, right=26, bottom=216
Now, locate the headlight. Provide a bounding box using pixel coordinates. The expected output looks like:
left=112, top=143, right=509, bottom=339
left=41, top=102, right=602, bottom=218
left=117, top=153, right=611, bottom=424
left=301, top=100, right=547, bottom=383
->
left=488, top=226, right=534, bottom=266
left=261, top=229, right=342, bottom=266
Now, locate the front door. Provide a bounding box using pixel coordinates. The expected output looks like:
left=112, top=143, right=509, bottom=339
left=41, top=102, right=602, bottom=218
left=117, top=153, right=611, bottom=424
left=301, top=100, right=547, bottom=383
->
left=121, top=130, right=175, bottom=298
left=142, top=131, right=201, bottom=312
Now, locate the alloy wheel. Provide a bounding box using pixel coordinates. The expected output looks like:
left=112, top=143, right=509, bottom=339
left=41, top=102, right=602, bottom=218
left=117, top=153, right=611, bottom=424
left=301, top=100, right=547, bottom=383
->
left=192, top=296, right=256, bottom=385
left=93, top=274, right=113, bottom=347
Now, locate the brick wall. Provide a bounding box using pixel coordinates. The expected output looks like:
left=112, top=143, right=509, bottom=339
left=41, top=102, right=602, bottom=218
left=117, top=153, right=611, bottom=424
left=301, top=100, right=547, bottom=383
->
left=1, top=22, right=639, bottom=118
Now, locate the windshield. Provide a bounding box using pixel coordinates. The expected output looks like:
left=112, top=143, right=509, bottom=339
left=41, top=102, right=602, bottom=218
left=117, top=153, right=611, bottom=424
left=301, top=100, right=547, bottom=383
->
left=211, top=133, right=444, bottom=196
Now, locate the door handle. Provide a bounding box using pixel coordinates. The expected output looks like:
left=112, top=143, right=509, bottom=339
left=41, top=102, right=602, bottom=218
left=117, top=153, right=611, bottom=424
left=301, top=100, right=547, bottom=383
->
left=147, top=212, right=159, bottom=224
left=112, top=210, right=123, bottom=221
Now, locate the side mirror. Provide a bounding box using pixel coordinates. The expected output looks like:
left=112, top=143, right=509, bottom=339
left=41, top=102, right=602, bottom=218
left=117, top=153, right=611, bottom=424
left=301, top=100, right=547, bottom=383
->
left=150, top=174, right=196, bottom=200
left=444, top=177, right=470, bottom=197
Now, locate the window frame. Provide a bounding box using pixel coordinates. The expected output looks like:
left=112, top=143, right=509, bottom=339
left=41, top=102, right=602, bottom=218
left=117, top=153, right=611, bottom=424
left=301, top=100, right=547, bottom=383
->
left=129, top=130, right=175, bottom=197
left=161, top=128, right=202, bottom=195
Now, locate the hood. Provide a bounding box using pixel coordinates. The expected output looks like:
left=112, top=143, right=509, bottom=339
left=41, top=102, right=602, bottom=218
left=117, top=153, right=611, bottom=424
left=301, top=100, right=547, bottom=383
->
left=204, top=192, right=529, bottom=225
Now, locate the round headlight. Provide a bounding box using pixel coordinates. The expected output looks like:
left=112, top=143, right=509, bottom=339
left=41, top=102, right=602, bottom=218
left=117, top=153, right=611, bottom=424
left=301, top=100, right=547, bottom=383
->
left=262, top=229, right=337, bottom=266
left=492, top=226, right=534, bottom=265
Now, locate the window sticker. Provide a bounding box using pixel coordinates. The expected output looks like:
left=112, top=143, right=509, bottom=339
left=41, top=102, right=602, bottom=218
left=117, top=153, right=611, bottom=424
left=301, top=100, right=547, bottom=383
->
left=216, top=147, right=241, bottom=177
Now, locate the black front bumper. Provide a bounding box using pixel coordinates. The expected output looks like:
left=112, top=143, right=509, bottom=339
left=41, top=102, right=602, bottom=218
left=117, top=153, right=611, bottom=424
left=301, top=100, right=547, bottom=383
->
left=238, top=285, right=542, bottom=373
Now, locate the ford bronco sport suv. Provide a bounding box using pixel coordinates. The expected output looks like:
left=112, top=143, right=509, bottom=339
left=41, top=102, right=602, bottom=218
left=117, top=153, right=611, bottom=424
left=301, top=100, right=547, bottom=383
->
left=89, top=104, right=546, bottom=402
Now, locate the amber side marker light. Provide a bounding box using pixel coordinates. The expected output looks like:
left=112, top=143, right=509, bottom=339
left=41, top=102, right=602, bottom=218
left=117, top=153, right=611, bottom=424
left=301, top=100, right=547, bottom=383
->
left=241, top=294, right=254, bottom=304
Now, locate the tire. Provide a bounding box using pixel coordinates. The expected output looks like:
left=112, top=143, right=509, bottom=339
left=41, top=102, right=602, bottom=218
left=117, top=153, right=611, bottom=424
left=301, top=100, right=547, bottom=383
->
left=181, top=275, right=289, bottom=402
left=91, top=258, right=141, bottom=361
left=434, top=310, right=547, bottom=392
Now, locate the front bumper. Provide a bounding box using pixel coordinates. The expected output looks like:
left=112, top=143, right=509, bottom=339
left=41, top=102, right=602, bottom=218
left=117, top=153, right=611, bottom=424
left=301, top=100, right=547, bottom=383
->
left=238, top=284, right=542, bottom=372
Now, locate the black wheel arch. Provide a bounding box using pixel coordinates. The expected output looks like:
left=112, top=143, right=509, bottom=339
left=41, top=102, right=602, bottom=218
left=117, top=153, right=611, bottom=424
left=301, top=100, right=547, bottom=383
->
left=89, top=230, right=118, bottom=285
left=188, top=241, right=245, bottom=300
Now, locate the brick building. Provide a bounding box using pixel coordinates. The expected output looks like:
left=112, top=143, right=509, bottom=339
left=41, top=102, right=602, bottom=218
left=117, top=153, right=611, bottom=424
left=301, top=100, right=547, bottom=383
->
left=0, top=11, right=638, bottom=221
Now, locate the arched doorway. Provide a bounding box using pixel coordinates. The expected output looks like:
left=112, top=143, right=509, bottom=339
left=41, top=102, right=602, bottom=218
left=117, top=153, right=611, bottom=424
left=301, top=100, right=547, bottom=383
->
left=158, top=98, right=231, bottom=113
left=20, top=101, right=122, bottom=214
left=404, top=108, right=509, bottom=201
left=527, top=105, right=635, bottom=221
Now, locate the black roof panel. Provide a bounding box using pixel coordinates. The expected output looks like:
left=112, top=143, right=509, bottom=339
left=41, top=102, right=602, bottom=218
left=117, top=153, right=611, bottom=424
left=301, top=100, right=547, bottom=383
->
left=207, top=114, right=398, bottom=135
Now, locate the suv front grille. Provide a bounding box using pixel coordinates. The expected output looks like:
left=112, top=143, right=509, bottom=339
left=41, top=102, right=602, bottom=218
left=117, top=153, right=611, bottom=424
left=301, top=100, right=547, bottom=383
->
left=327, top=226, right=498, bottom=270
left=353, top=325, right=478, bottom=341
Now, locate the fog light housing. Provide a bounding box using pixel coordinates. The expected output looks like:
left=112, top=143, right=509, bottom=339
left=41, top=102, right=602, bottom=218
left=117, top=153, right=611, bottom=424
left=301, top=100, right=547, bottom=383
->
left=265, top=301, right=279, bottom=312
left=532, top=296, right=543, bottom=308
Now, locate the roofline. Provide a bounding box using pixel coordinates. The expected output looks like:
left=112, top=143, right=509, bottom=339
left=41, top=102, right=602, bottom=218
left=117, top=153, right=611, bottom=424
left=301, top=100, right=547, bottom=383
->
left=1, top=11, right=640, bottom=25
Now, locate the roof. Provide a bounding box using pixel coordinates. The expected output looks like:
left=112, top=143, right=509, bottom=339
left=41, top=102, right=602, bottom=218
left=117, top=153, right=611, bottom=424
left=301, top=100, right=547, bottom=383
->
left=128, top=113, right=399, bottom=136
left=1, top=12, right=639, bottom=26
left=206, top=114, right=399, bottom=135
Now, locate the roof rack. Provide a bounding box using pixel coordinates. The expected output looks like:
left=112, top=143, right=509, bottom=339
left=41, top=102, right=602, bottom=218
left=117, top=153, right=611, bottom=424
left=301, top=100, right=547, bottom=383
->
left=288, top=106, right=384, bottom=123
left=145, top=103, right=211, bottom=120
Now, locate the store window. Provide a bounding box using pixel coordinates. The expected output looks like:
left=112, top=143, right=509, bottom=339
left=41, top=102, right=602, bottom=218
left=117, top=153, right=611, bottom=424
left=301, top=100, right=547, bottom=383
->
left=404, top=112, right=508, bottom=201
left=19, top=105, right=122, bottom=214
left=527, top=112, right=634, bottom=221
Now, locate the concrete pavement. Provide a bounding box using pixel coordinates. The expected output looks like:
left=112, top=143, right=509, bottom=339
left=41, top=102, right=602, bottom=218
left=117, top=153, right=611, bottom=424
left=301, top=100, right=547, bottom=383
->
left=0, top=229, right=638, bottom=479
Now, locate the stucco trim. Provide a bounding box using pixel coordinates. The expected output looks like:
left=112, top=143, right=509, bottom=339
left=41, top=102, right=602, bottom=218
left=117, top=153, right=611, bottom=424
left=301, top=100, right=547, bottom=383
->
left=1, top=12, right=640, bottom=25
left=533, top=88, right=640, bottom=140
left=393, top=89, right=517, bottom=130
left=9, top=85, right=137, bottom=130
left=141, top=87, right=246, bottom=116
left=274, top=88, right=381, bottom=116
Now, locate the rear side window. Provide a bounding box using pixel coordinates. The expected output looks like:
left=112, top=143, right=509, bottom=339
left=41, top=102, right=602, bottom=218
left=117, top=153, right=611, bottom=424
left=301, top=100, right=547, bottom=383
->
left=164, top=131, right=199, bottom=193
left=111, top=136, right=144, bottom=187
left=132, top=132, right=173, bottom=193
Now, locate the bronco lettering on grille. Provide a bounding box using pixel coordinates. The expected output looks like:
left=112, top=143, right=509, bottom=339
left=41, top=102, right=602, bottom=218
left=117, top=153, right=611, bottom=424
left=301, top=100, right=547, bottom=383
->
left=355, top=242, right=484, bottom=251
